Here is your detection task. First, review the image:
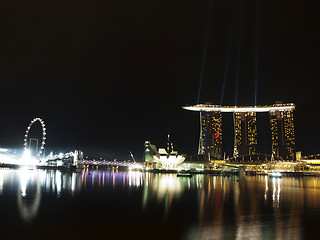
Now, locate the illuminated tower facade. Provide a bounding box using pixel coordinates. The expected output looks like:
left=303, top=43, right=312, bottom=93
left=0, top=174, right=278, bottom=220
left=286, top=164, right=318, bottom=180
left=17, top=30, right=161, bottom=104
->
left=199, top=111, right=223, bottom=159
left=270, top=109, right=295, bottom=160
left=234, top=112, right=258, bottom=156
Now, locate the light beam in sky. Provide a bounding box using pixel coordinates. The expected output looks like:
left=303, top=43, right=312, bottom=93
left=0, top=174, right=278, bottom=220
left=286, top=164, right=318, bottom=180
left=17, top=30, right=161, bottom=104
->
left=197, top=0, right=213, bottom=104
left=254, top=0, right=261, bottom=106
left=220, top=0, right=238, bottom=106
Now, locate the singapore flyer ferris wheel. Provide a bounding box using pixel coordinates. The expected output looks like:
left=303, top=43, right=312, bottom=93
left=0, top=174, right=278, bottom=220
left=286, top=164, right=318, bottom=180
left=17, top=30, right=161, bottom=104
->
left=24, top=118, right=46, bottom=158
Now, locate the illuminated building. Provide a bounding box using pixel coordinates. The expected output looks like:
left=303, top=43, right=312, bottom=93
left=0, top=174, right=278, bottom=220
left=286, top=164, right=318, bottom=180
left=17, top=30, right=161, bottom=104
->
left=270, top=107, right=296, bottom=160
left=144, top=140, right=186, bottom=169
left=144, top=141, right=158, bottom=169
left=153, top=148, right=186, bottom=169
left=234, top=112, right=258, bottom=156
left=199, top=111, right=223, bottom=159
left=183, top=103, right=295, bottom=159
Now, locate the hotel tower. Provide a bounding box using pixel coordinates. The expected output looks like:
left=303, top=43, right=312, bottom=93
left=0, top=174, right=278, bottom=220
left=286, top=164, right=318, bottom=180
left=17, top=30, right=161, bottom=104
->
left=199, top=111, right=223, bottom=159
left=183, top=103, right=296, bottom=161
left=270, top=106, right=296, bottom=160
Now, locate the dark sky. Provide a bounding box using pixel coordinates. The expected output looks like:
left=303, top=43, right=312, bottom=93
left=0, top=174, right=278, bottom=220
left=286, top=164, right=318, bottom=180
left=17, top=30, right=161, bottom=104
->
left=0, top=0, right=319, bottom=160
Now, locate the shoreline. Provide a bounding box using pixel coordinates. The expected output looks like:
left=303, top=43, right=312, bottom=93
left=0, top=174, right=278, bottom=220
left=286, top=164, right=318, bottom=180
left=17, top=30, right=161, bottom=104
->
left=2, top=163, right=320, bottom=177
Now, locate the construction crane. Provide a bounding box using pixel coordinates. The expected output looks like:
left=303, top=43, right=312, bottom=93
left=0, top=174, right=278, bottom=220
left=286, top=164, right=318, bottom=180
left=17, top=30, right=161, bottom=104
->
left=129, top=151, right=136, bottom=163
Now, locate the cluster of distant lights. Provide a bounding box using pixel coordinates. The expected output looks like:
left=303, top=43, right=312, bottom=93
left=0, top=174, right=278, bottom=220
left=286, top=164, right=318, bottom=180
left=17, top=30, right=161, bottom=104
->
left=0, top=148, right=76, bottom=169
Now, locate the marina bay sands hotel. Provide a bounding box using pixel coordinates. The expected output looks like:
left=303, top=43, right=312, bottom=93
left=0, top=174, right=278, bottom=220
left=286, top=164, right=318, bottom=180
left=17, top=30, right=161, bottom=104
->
left=183, top=103, right=296, bottom=161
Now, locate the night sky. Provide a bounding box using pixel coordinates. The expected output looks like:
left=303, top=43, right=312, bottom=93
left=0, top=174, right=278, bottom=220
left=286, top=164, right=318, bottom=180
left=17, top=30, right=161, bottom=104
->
left=0, top=0, right=319, bottom=160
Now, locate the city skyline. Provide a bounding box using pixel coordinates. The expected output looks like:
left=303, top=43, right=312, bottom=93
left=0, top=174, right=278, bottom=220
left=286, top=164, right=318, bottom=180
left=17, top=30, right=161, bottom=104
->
left=1, top=1, right=320, bottom=239
left=0, top=0, right=319, bottom=160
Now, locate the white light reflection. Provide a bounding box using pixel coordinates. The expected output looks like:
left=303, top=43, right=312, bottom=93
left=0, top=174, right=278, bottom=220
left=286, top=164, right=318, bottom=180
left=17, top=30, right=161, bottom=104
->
left=56, top=171, right=61, bottom=197
left=142, top=173, right=190, bottom=218
left=157, top=174, right=183, bottom=200
left=71, top=172, right=76, bottom=195
left=128, top=171, right=143, bottom=188
left=19, top=169, right=35, bottom=197
left=0, top=170, right=9, bottom=194
left=264, top=176, right=268, bottom=200
left=277, top=179, right=281, bottom=207
left=0, top=168, right=82, bottom=223
left=235, top=217, right=262, bottom=240
left=272, top=178, right=281, bottom=208
left=17, top=169, right=41, bottom=222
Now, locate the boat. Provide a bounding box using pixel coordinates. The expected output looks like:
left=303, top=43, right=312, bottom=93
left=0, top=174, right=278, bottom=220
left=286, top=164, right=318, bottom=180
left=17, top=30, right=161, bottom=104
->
left=268, top=171, right=282, bottom=178
left=177, top=171, right=193, bottom=178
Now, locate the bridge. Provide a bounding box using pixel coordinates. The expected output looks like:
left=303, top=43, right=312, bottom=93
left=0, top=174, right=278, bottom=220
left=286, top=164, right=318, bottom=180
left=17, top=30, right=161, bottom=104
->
left=79, top=159, right=143, bottom=169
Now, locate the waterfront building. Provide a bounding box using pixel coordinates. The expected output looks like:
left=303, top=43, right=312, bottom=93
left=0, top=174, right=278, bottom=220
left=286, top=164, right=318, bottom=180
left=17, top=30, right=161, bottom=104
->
left=183, top=103, right=295, bottom=160
left=144, top=141, right=159, bottom=169
left=181, top=154, right=214, bottom=171
left=200, top=111, right=223, bottom=159
left=234, top=112, right=258, bottom=156
left=153, top=148, right=186, bottom=169
left=270, top=107, right=296, bottom=160
left=144, top=140, right=186, bottom=170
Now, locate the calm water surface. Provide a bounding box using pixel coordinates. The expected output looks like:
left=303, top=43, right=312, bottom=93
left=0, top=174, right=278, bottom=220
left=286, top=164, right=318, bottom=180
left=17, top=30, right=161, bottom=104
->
left=0, top=168, right=319, bottom=239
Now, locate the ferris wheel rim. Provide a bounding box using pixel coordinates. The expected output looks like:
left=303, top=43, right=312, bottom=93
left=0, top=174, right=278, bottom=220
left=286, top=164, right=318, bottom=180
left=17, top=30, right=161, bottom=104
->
left=24, top=117, right=46, bottom=157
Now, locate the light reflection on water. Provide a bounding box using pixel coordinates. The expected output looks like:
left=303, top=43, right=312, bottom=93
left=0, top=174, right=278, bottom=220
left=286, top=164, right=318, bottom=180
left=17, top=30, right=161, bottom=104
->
left=0, top=169, right=320, bottom=239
